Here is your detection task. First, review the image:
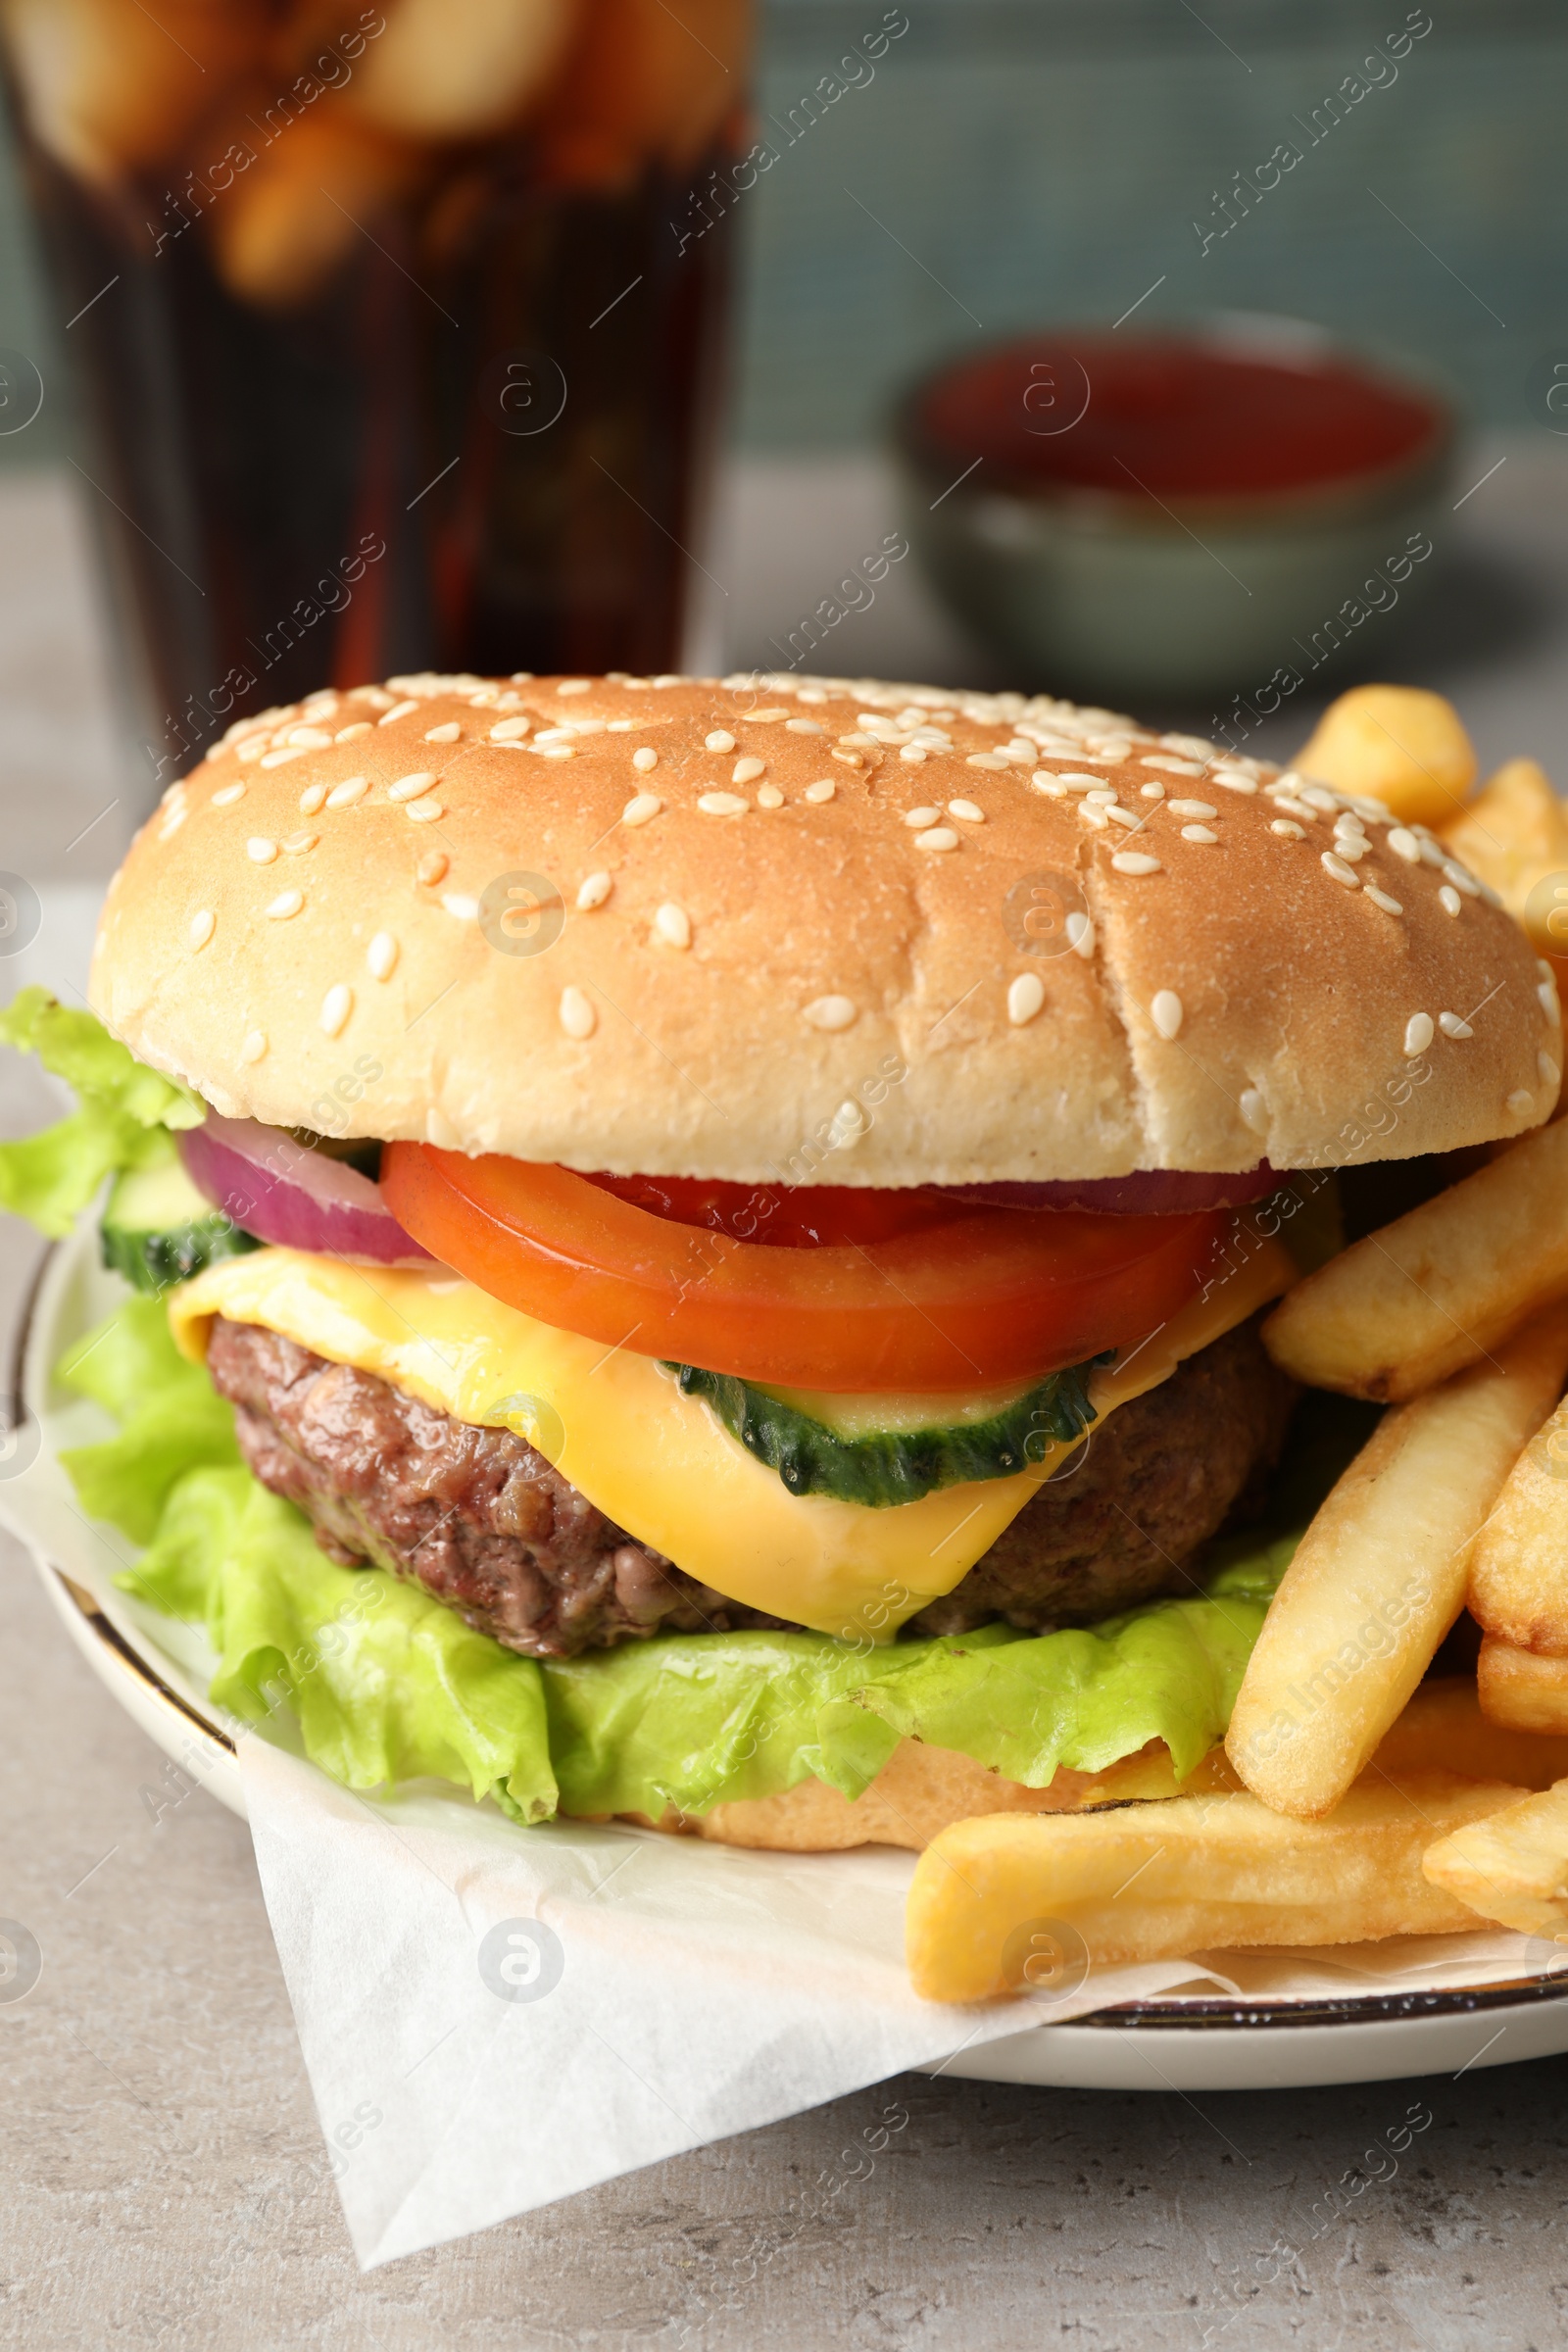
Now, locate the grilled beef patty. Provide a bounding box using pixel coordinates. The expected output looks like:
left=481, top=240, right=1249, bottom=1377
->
left=207, top=1313, right=1294, bottom=1660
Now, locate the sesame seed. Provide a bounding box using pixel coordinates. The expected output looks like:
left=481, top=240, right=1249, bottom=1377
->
left=299, top=782, right=327, bottom=815
left=378, top=699, right=419, bottom=724
left=1168, top=800, right=1217, bottom=820
left=1239, top=1087, right=1267, bottom=1134
left=1404, top=1012, right=1435, bottom=1055
left=422, top=722, right=461, bottom=744
left=1007, top=972, right=1046, bottom=1026
left=265, top=890, right=304, bottom=919
left=406, top=802, right=444, bottom=824
left=904, top=807, right=941, bottom=827
left=752, top=708, right=791, bottom=722
left=1271, top=819, right=1305, bottom=840
left=1032, top=776, right=1066, bottom=799
left=235, top=738, right=269, bottom=763
left=828, top=1100, right=867, bottom=1150
left=440, top=893, right=479, bottom=920
left=211, top=782, right=246, bottom=808
left=241, top=1029, right=268, bottom=1064
left=1542, top=979, right=1561, bottom=1018
left=416, top=852, right=449, bottom=886
left=1182, top=825, right=1219, bottom=844
left=833, top=749, right=865, bottom=769
left=785, top=718, right=825, bottom=735
left=1140, top=755, right=1203, bottom=775
left=1439, top=1010, right=1474, bottom=1039
left=1066, top=912, right=1095, bottom=958
left=282, top=830, right=318, bottom=854
left=1364, top=886, right=1404, bottom=915
left=732, top=756, right=766, bottom=785
left=1417, top=835, right=1446, bottom=867
left=1330, top=838, right=1368, bottom=863
left=631, top=747, right=659, bottom=772
left=558, top=679, right=591, bottom=696
left=1210, top=765, right=1259, bottom=794
left=188, top=909, right=215, bottom=951
left=622, top=793, right=662, bottom=827
left=948, top=799, right=985, bottom=822
left=576, top=872, right=612, bottom=910
left=1321, top=853, right=1359, bottom=888
left=1298, top=785, right=1340, bottom=813
left=700, top=791, right=748, bottom=817
left=1508, top=1088, right=1536, bottom=1116
left=319, top=984, right=353, bottom=1039
left=1439, top=885, right=1463, bottom=917
left=839, top=733, right=877, bottom=750
left=1078, top=808, right=1109, bottom=831
left=654, top=902, right=692, bottom=950
left=1139, top=783, right=1166, bottom=801
left=1111, top=851, right=1161, bottom=875
left=247, top=837, right=279, bottom=863
left=1151, top=989, right=1183, bottom=1040
left=965, top=753, right=1007, bottom=771
left=259, top=748, right=305, bottom=769
left=326, top=777, right=369, bottom=810
left=1543, top=1052, right=1561, bottom=1088
left=1105, top=806, right=1141, bottom=829
left=915, top=827, right=959, bottom=853
left=334, top=721, right=371, bottom=744
left=388, top=771, right=439, bottom=804
left=805, top=779, right=836, bottom=804
left=705, top=730, right=736, bottom=753
left=1056, top=773, right=1108, bottom=792
left=360, top=932, right=397, bottom=983
left=287, top=726, right=333, bottom=750
left=491, top=716, right=531, bottom=741
left=560, top=986, right=597, bottom=1040
left=1443, top=860, right=1482, bottom=899
left=900, top=745, right=928, bottom=763
left=804, top=994, right=857, bottom=1031
left=757, top=784, right=784, bottom=808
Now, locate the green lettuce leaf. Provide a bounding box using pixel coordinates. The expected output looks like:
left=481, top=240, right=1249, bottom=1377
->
left=0, top=990, right=203, bottom=1238
left=58, top=1297, right=1310, bottom=1826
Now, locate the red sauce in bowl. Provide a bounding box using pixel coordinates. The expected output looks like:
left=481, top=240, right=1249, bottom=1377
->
left=909, top=332, right=1447, bottom=505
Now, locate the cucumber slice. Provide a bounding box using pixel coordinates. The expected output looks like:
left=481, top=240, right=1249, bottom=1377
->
left=100, top=1151, right=260, bottom=1293
left=669, top=1356, right=1106, bottom=1507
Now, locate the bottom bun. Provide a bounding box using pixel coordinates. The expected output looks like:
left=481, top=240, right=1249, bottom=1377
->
left=591, top=1736, right=1240, bottom=1852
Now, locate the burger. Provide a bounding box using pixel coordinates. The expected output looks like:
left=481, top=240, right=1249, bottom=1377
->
left=4, top=668, right=1552, bottom=1849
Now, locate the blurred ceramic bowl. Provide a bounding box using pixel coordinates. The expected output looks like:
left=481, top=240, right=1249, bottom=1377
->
left=893, top=316, right=1456, bottom=704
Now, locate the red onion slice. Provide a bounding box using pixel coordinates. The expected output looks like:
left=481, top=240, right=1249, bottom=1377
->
left=940, top=1166, right=1283, bottom=1216
left=180, top=1114, right=433, bottom=1264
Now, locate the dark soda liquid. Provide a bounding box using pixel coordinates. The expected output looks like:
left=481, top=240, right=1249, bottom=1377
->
left=7, top=121, right=734, bottom=782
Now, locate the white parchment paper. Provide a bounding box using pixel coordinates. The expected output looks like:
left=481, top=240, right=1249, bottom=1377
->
left=237, top=1739, right=1568, bottom=2270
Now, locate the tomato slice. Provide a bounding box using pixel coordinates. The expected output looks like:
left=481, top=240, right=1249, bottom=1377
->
left=582, top=1171, right=965, bottom=1248
left=381, top=1145, right=1228, bottom=1394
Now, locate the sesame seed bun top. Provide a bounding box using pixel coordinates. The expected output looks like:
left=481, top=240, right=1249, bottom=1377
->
left=87, top=668, right=1559, bottom=1184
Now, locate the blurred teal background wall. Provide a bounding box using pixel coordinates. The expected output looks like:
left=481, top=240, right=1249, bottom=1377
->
left=0, top=0, right=1562, bottom=464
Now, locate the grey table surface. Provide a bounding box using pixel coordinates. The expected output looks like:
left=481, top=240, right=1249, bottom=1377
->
left=7, top=454, right=1568, bottom=2350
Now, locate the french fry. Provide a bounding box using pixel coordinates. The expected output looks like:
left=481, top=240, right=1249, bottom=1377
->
left=1226, top=1311, right=1568, bottom=1819
left=1468, top=1396, right=1568, bottom=1654
left=906, top=1776, right=1526, bottom=2000
left=1294, top=684, right=1476, bottom=829
left=1373, top=1676, right=1568, bottom=1788
left=1478, top=1638, right=1568, bottom=1734
left=1423, top=1778, right=1568, bottom=1941
left=1263, top=1122, right=1568, bottom=1400
left=1439, top=758, right=1568, bottom=930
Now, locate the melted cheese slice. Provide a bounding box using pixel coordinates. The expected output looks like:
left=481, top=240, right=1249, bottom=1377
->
left=169, top=1240, right=1296, bottom=1641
